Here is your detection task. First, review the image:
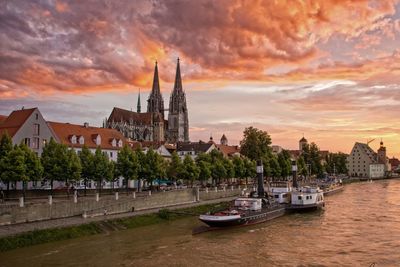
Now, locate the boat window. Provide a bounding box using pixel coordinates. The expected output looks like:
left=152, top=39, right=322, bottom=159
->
left=310, top=195, right=312, bottom=199
left=274, top=195, right=279, bottom=198
left=298, top=196, right=302, bottom=200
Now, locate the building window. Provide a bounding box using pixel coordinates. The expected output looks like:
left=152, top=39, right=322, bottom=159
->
left=24, top=138, right=30, bottom=147
left=43, top=139, right=47, bottom=146
left=32, top=137, right=39, bottom=149
left=35, top=113, right=39, bottom=120
left=110, top=152, right=113, bottom=158
left=33, top=124, right=40, bottom=135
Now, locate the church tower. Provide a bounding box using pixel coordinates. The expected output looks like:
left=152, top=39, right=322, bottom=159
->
left=147, top=61, right=164, bottom=117
left=168, top=58, right=189, bottom=143
left=137, top=88, right=141, bottom=113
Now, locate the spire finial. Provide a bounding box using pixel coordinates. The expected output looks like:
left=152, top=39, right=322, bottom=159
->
left=137, top=88, right=141, bottom=113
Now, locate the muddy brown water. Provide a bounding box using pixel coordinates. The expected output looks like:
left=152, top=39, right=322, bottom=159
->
left=1, top=179, right=400, bottom=266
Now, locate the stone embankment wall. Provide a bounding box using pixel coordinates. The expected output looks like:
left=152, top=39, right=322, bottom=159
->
left=0, top=187, right=242, bottom=225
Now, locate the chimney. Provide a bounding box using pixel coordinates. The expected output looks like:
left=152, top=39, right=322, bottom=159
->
left=84, top=122, right=89, bottom=128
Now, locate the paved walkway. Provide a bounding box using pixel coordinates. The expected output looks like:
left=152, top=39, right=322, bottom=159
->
left=0, top=196, right=236, bottom=238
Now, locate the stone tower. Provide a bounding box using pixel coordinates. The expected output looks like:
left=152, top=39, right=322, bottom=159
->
left=147, top=61, right=165, bottom=118
left=299, top=136, right=308, bottom=151
left=220, top=134, right=228, bottom=145
left=377, top=140, right=387, bottom=165
left=168, top=58, right=189, bottom=143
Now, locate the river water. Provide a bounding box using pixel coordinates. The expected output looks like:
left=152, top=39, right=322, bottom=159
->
left=1, top=180, right=400, bottom=267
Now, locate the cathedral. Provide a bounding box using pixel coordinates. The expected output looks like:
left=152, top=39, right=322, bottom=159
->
left=105, top=59, right=189, bottom=143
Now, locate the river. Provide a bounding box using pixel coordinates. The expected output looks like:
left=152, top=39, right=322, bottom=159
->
left=1, top=179, right=400, bottom=266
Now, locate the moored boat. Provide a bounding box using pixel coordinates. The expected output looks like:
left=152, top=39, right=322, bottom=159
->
left=198, top=160, right=286, bottom=229
left=287, top=186, right=325, bottom=212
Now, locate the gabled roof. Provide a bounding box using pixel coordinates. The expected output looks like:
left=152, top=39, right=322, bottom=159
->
left=48, top=121, right=126, bottom=150
left=0, top=108, right=36, bottom=137
left=0, top=115, right=8, bottom=125
left=177, top=142, right=214, bottom=153
left=108, top=107, right=152, bottom=124
left=216, top=144, right=240, bottom=157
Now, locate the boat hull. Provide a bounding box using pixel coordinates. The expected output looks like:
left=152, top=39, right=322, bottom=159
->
left=198, top=206, right=286, bottom=228
left=287, top=202, right=324, bottom=212
left=323, top=185, right=344, bottom=196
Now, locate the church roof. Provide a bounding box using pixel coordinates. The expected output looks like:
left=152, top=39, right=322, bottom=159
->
left=299, top=137, right=307, bottom=142
left=216, top=144, right=240, bottom=157
left=173, top=58, right=183, bottom=94
left=108, top=107, right=153, bottom=124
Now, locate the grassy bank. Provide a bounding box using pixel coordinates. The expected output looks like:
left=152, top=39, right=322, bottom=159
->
left=0, top=202, right=230, bottom=252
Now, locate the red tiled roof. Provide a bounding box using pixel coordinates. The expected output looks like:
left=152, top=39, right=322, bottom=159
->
left=0, top=115, right=7, bottom=125
left=216, top=144, right=240, bottom=157
left=141, top=141, right=166, bottom=149
left=108, top=107, right=152, bottom=125
left=48, top=121, right=127, bottom=150
left=0, top=108, right=36, bottom=137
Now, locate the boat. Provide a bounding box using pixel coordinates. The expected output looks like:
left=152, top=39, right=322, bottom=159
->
left=317, top=177, right=344, bottom=196
left=287, top=186, right=325, bottom=212
left=198, top=161, right=286, bottom=229
left=269, top=181, right=292, bottom=204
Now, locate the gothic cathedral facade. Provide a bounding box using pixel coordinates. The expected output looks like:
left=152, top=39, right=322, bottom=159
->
left=105, top=59, right=189, bottom=143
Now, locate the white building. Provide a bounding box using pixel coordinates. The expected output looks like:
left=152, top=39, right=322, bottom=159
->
left=369, top=164, right=385, bottom=178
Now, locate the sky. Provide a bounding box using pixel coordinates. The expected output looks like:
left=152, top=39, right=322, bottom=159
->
left=1, top=0, right=400, bottom=157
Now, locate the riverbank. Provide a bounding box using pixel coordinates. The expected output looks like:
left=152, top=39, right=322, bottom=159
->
left=0, top=198, right=232, bottom=252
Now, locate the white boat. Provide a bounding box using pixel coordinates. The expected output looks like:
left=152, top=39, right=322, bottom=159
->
left=269, top=181, right=292, bottom=204
left=287, top=186, right=324, bottom=212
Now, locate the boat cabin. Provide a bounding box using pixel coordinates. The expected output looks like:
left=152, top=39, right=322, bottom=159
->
left=269, top=181, right=292, bottom=204
left=234, top=198, right=262, bottom=211
left=291, top=186, right=324, bottom=206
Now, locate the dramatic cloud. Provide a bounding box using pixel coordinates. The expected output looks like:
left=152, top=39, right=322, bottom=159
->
left=1, top=0, right=400, bottom=156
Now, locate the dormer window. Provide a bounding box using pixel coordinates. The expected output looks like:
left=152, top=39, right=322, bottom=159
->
left=70, top=135, right=77, bottom=144
left=118, top=139, right=123, bottom=147
left=111, top=138, right=117, bottom=147
left=78, top=136, right=84, bottom=145
left=92, top=134, right=101, bottom=146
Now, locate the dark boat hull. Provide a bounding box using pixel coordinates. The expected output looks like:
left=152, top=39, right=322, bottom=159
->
left=287, top=202, right=324, bottom=212
left=199, top=206, right=286, bottom=228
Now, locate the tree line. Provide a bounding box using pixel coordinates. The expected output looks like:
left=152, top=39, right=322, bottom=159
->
left=239, top=127, right=348, bottom=179
left=0, top=133, right=257, bottom=198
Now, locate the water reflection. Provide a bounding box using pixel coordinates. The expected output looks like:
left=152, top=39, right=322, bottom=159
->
left=1, top=180, right=400, bottom=266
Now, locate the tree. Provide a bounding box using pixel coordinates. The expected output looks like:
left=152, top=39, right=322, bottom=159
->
left=182, top=155, right=200, bottom=187
left=65, top=149, right=82, bottom=193
left=269, top=154, right=281, bottom=180
left=19, top=143, right=43, bottom=198
left=167, top=151, right=182, bottom=182
left=223, top=158, right=235, bottom=183
left=0, top=133, right=14, bottom=193
left=92, top=147, right=109, bottom=194
left=116, top=145, right=139, bottom=193
left=41, top=138, right=62, bottom=194
left=0, top=145, right=26, bottom=195
left=79, top=146, right=94, bottom=195
left=240, top=127, right=272, bottom=161
left=232, top=156, right=245, bottom=184
left=197, top=160, right=211, bottom=186
left=144, top=148, right=166, bottom=189
left=243, top=158, right=256, bottom=185
left=297, top=156, right=308, bottom=178
left=278, top=151, right=291, bottom=179
left=211, top=160, right=227, bottom=185
left=135, top=148, right=147, bottom=191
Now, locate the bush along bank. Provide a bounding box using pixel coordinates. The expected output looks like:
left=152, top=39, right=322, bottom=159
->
left=0, top=202, right=230, bottom=252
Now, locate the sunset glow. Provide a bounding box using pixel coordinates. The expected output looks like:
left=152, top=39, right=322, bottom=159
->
left=1, top=0, right=399, bottom=157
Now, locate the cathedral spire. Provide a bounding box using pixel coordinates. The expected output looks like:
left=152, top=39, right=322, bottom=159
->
left=152, top=60, right=161, bottom=95
left=173, top=57, right=183, bottom=93
left=147, top=60, right=164, bottom=117
left=137, top=88, right=141, bottom=113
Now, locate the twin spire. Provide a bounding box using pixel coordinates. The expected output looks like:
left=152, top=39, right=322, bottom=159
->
left=137, top=58, right=182, bottom=114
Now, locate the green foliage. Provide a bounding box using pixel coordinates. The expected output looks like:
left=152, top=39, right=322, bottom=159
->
left=66, top=149, right=82, bottom=183
left=181, top=155, right=200, bottom=186
left=197, top=160, right=211, bottom=183
left=116, top=145, right=139, bottom=189
left=157, top=208, right=171, bottom=220
left=92, top=147, right=109, bottom=189
left=0, top=132, right=13, bottom=160
left=240, top=127, right=272, bottom=161
left=269, top=154, right=281, bottom=179
left=144, top=148, right=166, bottom=185
left=19, top=143, right=43, bottom=182
left=167, top=151, right=182, bottom=181
left=0, top=145, right=26, bottom=185
left=243, top=158, right=256, bottom=179
left=324, top=152, right=348, bottom=175
left=278, top=151, right=291, bottom=179
left=211, top=160, right=227, bottom=184
left=232, top=156, right=245, bottom=179
left=79, top=145, right=94, bottom=182
left=297, top=156, right=308, bottom=177
left=300, top=142, right=323, bottom=177
left=223, top=158, right=235, bottom=179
